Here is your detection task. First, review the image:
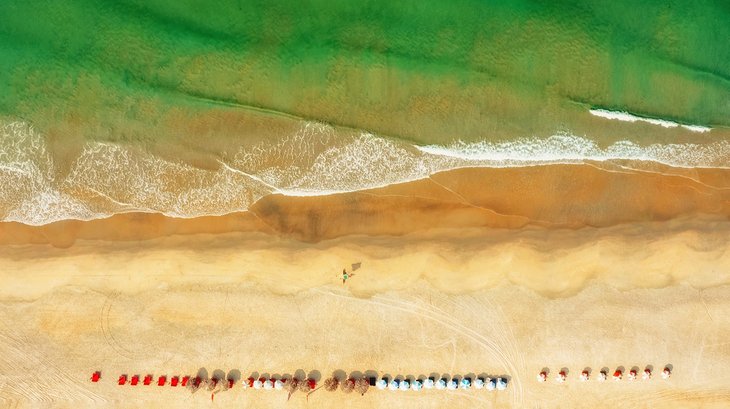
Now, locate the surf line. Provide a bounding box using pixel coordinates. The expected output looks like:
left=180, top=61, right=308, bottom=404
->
left=589, top=108, right=711, bottom=133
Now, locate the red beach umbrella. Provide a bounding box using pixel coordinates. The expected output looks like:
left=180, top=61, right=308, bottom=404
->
left=247, top=377, right=255, bottom=388
left=91, top=372, right=101, bottom=383
left=158, top=376, right=166, bottom=386
left=118, top=375, right=127, bottom=385
left=171, top=376, right=179, bottom=387
left=143, top=375, right=152, bottom=385
left=308, top=379, right=316, bottom=390
left=130, top=375, right=139, bottom=386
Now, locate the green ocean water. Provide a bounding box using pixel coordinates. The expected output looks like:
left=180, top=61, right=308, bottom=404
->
left=0, top=0, right=728, bottom=147
left=1, top=0, right=730, bottom=225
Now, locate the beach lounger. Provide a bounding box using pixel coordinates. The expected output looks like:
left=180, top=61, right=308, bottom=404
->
left=181, top=376, right=190, bottom=387
left=171, top=376, right=179, bottom=387
left=130, top=375, right=139, bottom=386
left=118, top=375, right=127, bottom=385
left=143, top=375, right=152, bottom=386
left=91, top=372, right=101, bottom=383
left=158, top=376, right=166, bottom=386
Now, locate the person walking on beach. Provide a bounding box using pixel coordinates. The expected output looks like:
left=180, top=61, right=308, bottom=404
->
left=342, top=268, right=354, bottom=284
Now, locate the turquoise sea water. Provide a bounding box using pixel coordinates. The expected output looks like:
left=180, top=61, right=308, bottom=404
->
left=0, top=0, right=728, bottom=224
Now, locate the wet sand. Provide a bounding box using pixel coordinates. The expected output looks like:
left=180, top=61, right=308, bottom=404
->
left=1, top=163, right=729, bottom=407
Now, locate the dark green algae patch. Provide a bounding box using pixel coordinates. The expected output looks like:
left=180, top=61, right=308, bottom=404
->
left=0, top=0, right=728, bottom=147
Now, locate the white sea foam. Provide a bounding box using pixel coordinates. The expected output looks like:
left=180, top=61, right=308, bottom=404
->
left=589, top=109, right=712, bottom=133
left=1, top=119, right=728, bottom=226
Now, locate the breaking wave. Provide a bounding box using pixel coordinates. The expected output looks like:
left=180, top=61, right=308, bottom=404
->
left=1, top=120, right=729, bottom=225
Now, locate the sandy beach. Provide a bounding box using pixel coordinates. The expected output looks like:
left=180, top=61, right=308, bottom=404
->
left=1, top=163, right=730, bottom=408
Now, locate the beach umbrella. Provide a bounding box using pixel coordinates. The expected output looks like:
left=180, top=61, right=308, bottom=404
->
left=628, top=370, right=637, bottom=381
left=158, top=376, right=166, bottom=386
left=580, top=371, right=589, bottom=382
left=356, top=378, right=370, bottom=395
left=496, top=378, right=507, bottom=391
left=423, top=378, right=435, bottom=389
left=486, top=378, right=496, bottom=391
left=661, top=367, right=671, bottom=379
left=253, top=379, right=263, bottom=389
left=91, top=372, right=101, bottom=383
left=613, top=370, right=622, bottom=381
left=143, top=375, right=153, bottom=386
left=324, top=377, right=339, bottom=392
left=597, top=371, right=607, bottom=382
left=460, top=378, right=471, bottom=389
left=263, top=379, right=274, bottom=390
left=556, top=371, right=566, bottom=383
left=274, top=379, right=284, bottom=390
left=376, top=378, right=387, bottom=390
left=643, top=368, right=652, bottom=380
left=447, top=379, right=458, bottom=390
left=307, top=379, right=317, bottom=391
left=435, top=378, right=447, bottom=390
left=474, top=377, right=485, bottom=389
left=411, top=380, right=422, bottom=391
left=118, top=375, right=127, bottom=385
left=342, top=378, right=356, bottom=393
left=192, top=376, right=202, bottom=389
left=388, top=379, right=400, bottom=391
left=537, top=372, right=547, bottom=382
left=171, top=376, right=179, bottom=387
left=399, top=380, right=410, bottom=391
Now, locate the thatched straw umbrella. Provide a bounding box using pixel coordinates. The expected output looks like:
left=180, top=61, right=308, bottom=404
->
left=342, top=378, right=355, bottom=393
left=355, top=378, right=370, bottom=395
left=323, top=377, right=339, bottom=392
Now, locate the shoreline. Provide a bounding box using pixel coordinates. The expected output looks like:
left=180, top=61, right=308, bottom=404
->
left=2, top=162, right=728, bottom=247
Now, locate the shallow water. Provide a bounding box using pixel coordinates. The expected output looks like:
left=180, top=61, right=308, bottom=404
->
left=0, top=0, right=728, bottom=224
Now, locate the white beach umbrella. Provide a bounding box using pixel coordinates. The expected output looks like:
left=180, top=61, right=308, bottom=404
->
left=642, top=369, right=652, bottom=380
left=411, top=380, right=422, bottom=391
left=376, top=379, right=387, bottom=390
left=253, top=379, right=263, bottom=389
left=423, top=378, right=435, bottom=389
left=597, top=372, right=607, bottom=382
left=435, top=379, right=446, bottom=390
left=399, top=380, right=410, bottom=391
left=486, top=378, right=496, bottom=391
left=537, top=372, right=547, bottom=382
left=388, top=380, right=399, bottom=391
left=274, top=380, right=284, bottom=390
left=447, top=379, right=458, bottom=390
left=661, top=368, right=671, bottom=379
left=263, top=379, right=274, bottom=390
left=474, top=378, right=485, bottom=389
left=496, top=378, right=507, bottom=390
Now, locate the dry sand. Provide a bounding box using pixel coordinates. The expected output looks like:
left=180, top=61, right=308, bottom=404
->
left=1, top=164, right=729, bottom=408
